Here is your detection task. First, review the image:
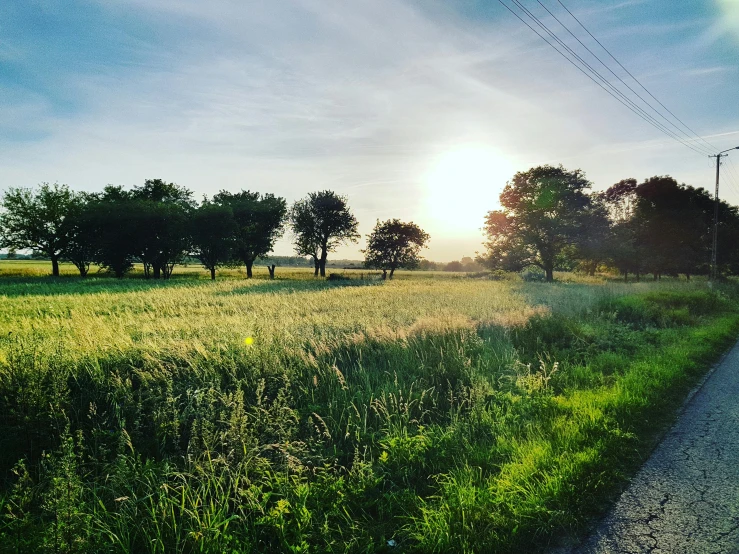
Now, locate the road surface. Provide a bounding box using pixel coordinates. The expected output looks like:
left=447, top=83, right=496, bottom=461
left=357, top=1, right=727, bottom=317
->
left=572, top=339, right=739, bottom=553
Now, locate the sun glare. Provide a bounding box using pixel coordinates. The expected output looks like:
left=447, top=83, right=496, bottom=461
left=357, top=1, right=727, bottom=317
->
left=423, top=144, right=514, bottom=234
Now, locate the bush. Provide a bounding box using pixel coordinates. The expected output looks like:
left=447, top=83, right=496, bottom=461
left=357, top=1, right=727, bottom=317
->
left=520, top=267, right=546, bottom=282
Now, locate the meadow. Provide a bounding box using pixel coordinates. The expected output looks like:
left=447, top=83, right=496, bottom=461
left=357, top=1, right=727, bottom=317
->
left=0, top=261, right=737, bottom=553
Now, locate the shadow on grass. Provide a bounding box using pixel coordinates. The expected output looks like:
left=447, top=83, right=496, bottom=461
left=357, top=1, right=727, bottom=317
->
left=0, top=275, right=222, bottom=298
left=224, top=277, right=382, bottom=296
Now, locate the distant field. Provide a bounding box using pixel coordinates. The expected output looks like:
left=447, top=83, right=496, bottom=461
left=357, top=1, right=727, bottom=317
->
left=0, top=272, right=737, bottom=553
left=0, top=259, right=456, bottom=280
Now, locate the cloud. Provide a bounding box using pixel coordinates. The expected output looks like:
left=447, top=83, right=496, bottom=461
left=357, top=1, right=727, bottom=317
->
left=1, top=0, right=738, bottom=260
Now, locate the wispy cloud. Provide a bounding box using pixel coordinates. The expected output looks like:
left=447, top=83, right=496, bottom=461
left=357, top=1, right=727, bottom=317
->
left=1, top=0, right=738, bottom=259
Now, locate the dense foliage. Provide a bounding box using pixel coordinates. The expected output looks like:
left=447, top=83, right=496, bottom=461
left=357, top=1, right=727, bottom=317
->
left=363, top=219, right=430, bottom=279
left=478, top=166, right=739, bottom=281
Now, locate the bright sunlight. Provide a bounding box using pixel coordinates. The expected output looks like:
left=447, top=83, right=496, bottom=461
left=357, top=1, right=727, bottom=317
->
left=423, top=144, right=514, bottom=234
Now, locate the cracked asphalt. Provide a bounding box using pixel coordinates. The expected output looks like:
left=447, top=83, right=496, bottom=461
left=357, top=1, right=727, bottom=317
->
left=572, top=339, right=739, bottom=554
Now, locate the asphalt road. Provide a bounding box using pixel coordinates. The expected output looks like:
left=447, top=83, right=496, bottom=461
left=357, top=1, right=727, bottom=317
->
left=571, top=339, right=739, bottom=554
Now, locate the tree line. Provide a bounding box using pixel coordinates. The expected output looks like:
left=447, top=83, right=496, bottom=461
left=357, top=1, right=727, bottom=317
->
left=478, top=165, right=739, bottom=281
left=0, top=180, right=430, bottom=280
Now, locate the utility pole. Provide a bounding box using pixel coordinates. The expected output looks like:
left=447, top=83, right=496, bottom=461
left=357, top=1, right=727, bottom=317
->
left=710, top=146, right=739, bottom=281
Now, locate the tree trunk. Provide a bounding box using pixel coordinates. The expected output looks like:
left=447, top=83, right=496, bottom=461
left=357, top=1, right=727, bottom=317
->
left=624, top=270, right=628, bottom=282
left=210, top=266, right=216, bottom=281
left=319, top=249, right=327, bottom=277
left=636, top=271, right=640, bottom=282
left=313, top=257, right=319, bottom=277
left=389, top=267, right=396, bottom=279
left=51, top=256, right=60, bottom=277
left=653, top=272, right=658, bottom=281
left=246, top=260, right=254, bottom=278
left=267, top=264, right=276, bottom=279
left=381, top=269, right=387, bottom=280
left=686, top=273, right=691, bottom=282
left=153, top=264, right=161, bottom=279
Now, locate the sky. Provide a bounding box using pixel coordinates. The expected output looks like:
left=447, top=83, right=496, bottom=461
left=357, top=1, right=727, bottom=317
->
left=1, top=0, right=739, bottom=261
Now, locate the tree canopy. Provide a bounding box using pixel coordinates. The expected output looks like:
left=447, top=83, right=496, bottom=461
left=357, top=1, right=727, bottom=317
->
left=213, top=191, right=287, bottom=278
left=289, top=191, right=359, bottom=277
left=0, top=183, right=78, bottom=277
left=363, top=219, right=429, bottom=279
left=479, top=165, right=593, bottom=281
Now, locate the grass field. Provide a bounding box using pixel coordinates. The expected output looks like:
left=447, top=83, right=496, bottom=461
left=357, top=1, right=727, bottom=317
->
left=0, top=266, right=737, bottom=553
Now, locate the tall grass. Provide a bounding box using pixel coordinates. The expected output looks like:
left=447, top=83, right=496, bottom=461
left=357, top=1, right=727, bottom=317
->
left=0, top=273, right=736, bottom=553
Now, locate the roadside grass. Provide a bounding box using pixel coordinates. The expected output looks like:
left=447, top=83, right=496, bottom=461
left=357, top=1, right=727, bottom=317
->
left=0, top=274, right=736, bottom=553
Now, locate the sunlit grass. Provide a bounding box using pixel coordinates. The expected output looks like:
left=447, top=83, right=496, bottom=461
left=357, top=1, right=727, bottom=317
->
left=0, top=271, right=735, bottom=553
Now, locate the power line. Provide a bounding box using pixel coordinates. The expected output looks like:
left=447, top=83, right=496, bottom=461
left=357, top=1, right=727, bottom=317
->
left=554, top=0, right=719, bottom=154
left=535, top=0, right=714, bottom=156
left=724, top=157, right=739, bottom=196
left=498, top=0, right=710, bottom=156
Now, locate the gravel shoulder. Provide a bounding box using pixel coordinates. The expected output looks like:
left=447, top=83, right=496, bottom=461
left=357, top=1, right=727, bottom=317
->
left=567, top=339, right=739, bottom=554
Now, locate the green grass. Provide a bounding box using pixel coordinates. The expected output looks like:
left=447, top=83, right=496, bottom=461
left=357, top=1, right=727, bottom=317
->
left=0, top=272, right=736, bottom=553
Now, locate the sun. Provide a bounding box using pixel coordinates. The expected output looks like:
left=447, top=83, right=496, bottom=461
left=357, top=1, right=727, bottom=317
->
left=423, top=144, right=514, bottom=234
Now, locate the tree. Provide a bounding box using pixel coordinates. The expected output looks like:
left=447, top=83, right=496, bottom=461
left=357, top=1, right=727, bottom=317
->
left=190, top=201, right=237, bottom=280
left=478, top=166, right=593, bottom=282
left=289, top=197, right=321, bottom=276
left=0, top=183, right=77, bottom=277
left=86, top=187, right=140, bottom=278
left=631, top=176, right=714, bottom=280
left=57, top=192, right=99, bottom=277
left=289, top=191, right=359, bottom=277
left=571, top=193, right=611, bottom=276
left=213, top=191, right=287, bottom=278
left=131, top=179, right=195, bottom=279
left=444, top=261, right=463, bottom=272
left=363, top=219, right=429, bottom=279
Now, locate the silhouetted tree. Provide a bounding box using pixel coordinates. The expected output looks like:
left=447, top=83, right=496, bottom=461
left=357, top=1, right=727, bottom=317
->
left=86, top=186, right=140, bottom=278
left=0, top=183, right=77, bottom=277
left=213, top=191, right=287, bottom=278
left=289, top=197, right=322, bottom=276
left=572, top=193, right=611, bottom=276
left=444, top=261, right=464, bottom=272
left=190, top=201, right=237, bottom=280
left=131, top=179, right=195, bottom=279
left=363, top=219, right=429, bottom=279
left=289, top=191, right=359, bottom=277
left=631, top=176, right=712, bottom=280
left=479, top=166, right=593, bottom=282
left=62, top=193, right=96, bottom=277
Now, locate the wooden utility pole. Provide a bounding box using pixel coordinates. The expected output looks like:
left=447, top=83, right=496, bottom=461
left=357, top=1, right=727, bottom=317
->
left=710, top=147, right=739, bottom=281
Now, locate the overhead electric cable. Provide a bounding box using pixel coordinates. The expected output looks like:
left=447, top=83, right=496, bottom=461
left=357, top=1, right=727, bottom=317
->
left=498, top=0, right=710, bottom=156
left=535, top=0, right=714, bottom=156
left=554, top=0, right=719, bottom=154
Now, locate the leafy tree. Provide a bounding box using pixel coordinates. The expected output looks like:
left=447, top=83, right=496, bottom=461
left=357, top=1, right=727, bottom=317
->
left=601, top=178, right=643, bottom=280
left=86, top=186, right=140, bottom=278
left=5, top=248, right=17, bottom=260
left=61, top=193, right=97, bottom=277
left=444, top=260, right=464, bottom=272
left=190, top=201, right=237, bottom=280
left=289, top=191, right=359, bottom=277
left=363, top=219, right=429, bottom=279
left=213, top=191, right=287, bottom=278
left=131, top=179, right=195, bottom=279
left=571, top=193, right=611, bottom=276
left=0, top=183, right=77, bottom=277
left=479, top=166, right=593, bottom=282
left=632, top=176, right=715, bottom=280
left=289, top=197, right=321, bottom=276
